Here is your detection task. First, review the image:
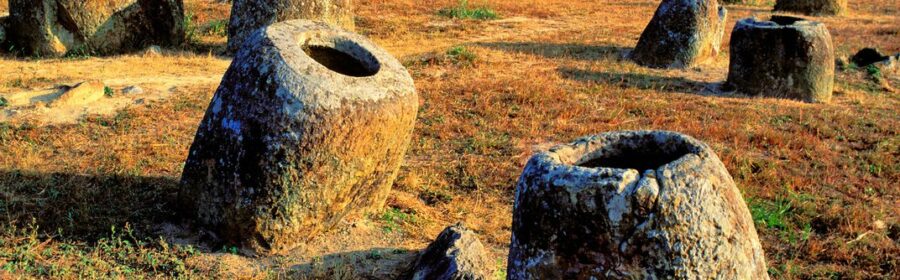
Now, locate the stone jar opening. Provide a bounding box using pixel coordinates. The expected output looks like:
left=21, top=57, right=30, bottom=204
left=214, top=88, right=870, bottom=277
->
left=561, top=132, right=702, bottom=172
left=301, top=34, right=381, bottom=77
left=769, top=15, right=805, bottom=26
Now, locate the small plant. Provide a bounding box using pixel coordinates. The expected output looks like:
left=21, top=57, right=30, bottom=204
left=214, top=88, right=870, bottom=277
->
left=865, top=64, right=883, bottom=80
left=438, top=0, right=499, bottom=20
left=220, top=245, right=239, bottom=255
left=104, top=86, right=114, bottom=97
left=380, top=207, right=416, bottom=233
left=182, top=10, right=199, bottom=45
left=204, top=20, right=229, bottom=37
left=0, top=97, right=8, bottom=108
left=748, top=197, right=792, bottom=230
left=64, top=46, right=91, bottom=59
left=446, top=46, right=477, bottom=66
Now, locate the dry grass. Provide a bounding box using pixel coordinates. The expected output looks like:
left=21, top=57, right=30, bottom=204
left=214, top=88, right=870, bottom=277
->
left=0, top=0, right=898, bottom=279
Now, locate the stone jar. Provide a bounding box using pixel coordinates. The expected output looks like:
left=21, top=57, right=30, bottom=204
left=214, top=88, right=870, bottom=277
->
left=179, top=20, right=418, bottom=255
left=227, top=0, right=355, bottom=54
left=726, top=16, right=834, bottom=103
left=508, top=131, right=768, bottom=279
left=631, top=0, right=727, bottom=68
left=775, top=0, right=847, bottom=16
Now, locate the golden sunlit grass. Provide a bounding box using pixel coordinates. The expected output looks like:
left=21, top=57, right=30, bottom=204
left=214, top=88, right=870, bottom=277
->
left=0, top=0, right=898, bottom=279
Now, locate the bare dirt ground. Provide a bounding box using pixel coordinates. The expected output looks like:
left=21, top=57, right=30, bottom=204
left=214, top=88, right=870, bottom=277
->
left=0, top=0, right=898, bottom=279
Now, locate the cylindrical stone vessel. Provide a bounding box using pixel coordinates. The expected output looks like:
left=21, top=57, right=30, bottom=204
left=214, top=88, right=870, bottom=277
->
left=774, top=0, right=847, bottom=16
left=726, top=16, right=834, bottom=103
left=631, top=0, right=727, bottom=68
left=179, top=20, right=418, bottom=255
left=508, top=131, right=768, bottom=279
left=227, top=0, right=355, bottom=54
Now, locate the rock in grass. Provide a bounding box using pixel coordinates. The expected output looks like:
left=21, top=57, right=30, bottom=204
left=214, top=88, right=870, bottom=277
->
left=726, top=16, right=834, bottom=103
left=179, top=20, right=418, bottom=255
left=775, top=0, right=847, bottom=16
left=227, top=0, right=355, bottom=54
left=851, top=48, right=889, bottom=67
left=6, top=0, right=185, bottom=57
left=407, top=223, right=493, bottom=280
left=507, top=131, right=768, bottom=279
left=51, top=81, right=106, bottom=108
left=122, top=86, right=145, bottom=95
left=631, top=0, right=727, bottom=68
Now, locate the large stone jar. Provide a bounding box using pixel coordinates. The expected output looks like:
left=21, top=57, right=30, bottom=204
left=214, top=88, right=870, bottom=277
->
left=227, top=0, right=355, bottom=54
left=6, top=0, right=185, bottom=57
left=508, top=131, right=768, bottom=279
left=726, top=16, right=834, bottom=103
left=179, top=20, right=418, bottom=255
left=631, top=0, right=727, bottom=68
left=775, top=0, right=847, bottom=16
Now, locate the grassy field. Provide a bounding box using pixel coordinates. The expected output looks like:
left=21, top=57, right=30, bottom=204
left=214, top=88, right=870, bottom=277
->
left=0, top=0, right=898, bottom=279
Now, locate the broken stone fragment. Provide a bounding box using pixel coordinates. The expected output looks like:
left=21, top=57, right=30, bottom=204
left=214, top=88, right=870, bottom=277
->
left=227, top=0, right=355, bottom=54
left=631, top=0, right=727, bottom=68
left=179, top=20, right=418, bottom=255
left=406, top=223, right=493, bottom=280
left=508, top=131, right=768, bottom=279
left=726, top=16, right=835, bottom=103
left=6, top=0, right=185, bottom=57
left=775, top=0, right=847, bottom=16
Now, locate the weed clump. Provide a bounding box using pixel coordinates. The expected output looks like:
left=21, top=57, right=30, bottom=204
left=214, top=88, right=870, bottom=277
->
left=438, top=0, right=499, bottom=20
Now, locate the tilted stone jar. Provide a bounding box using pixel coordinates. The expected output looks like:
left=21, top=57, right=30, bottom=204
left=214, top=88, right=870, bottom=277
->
left=508, top=131, right=768, bottom=279
left=726, top=16, right=835, bottom=103
left=179, top=20, right=418, bottom=255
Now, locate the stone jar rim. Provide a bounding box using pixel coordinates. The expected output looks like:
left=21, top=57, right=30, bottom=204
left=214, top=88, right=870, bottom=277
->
left=527, top=131, right=712, bottom=189
left=246, top=20, right=415, bottom=110
left=738, top=16, right=822, bottom=30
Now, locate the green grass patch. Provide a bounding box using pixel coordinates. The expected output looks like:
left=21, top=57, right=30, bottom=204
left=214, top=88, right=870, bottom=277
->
left=447, top=46, right=478, bottom=66
left=438, top=0, right=499, bottom=20
left=749, top=197, right=793, bottom=230
left=203, top=20, right=228, bottom=37
left=379, top=207, right=416, bottom=234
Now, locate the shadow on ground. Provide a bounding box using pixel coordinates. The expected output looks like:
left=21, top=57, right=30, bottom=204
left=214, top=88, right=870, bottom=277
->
left=288, top=248, right=418, bottom=279
left=558, top=67, right=739, bottom=97
left=0, top=169, right=181, bottom=240
left=477, top=42, right=633, bottom=61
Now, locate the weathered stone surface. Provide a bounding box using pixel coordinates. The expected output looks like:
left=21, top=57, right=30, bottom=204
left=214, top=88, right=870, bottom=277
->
left=631, top=0, right=727, bottom=68
left=7, top=0, right=185, bottom=57
left=725, top=16, right=834, bottom=103
left=406, top=223, right=493, bottom=280
left=508, top=131, right=768, bottom=279
left=179, top=20, right=417, bottom=255
left=0, top=15, right=7, bottom=47
left=775, top=0, right=847, bottom=16
left=227, top=0, right=354, bottom=54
